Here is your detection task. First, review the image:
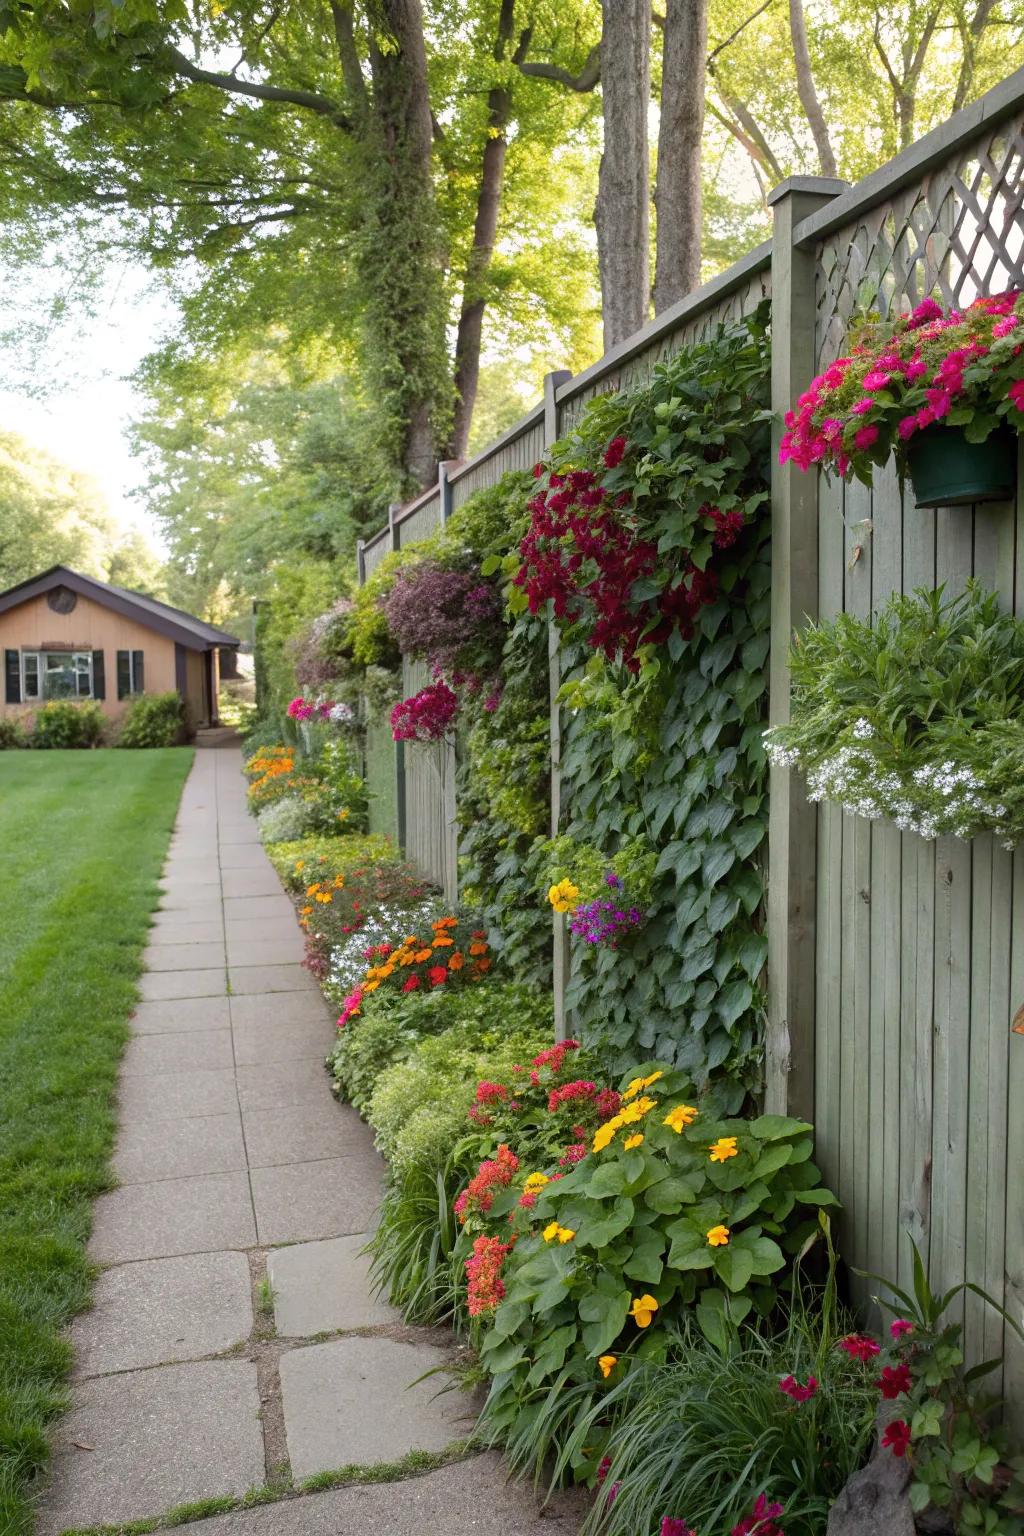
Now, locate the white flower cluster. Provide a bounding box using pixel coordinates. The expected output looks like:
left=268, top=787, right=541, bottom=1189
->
left=764, top=726, right=1018, bottom=847
left=321, top=899, right=443, bottom=997
left=328, top=701, right=355, bottom=725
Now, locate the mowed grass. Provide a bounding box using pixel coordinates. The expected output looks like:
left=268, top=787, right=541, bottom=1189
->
left=0, top=748, right=193, bottom=1535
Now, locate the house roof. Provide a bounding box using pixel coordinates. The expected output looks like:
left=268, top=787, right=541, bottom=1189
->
left=0, top=566, right=240, bottom=651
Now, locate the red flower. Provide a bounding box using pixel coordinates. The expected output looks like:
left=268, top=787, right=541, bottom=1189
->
left=603, top=435, right=627, bottom=468
left=837, top=1333, right=880, bottom=1363
left=779, top=1373, right=818, bottom=1403
left=881, top=1419, right=912, bottom=1458
left=595, top=1456, right=612, bottom=1485
left=1009, top=379, right=1024, bottom=411
left=877, top=1363, right=912, bottom=1400
left=428, top=965, right=448, bottom=986
left=660, top=1521, right=696, bottom=1536
left=890, top=1319, right=914, bottom=1341
left=402, top=975, right=420, bottom=992
left=731, top=1493, right=785, bottom=1536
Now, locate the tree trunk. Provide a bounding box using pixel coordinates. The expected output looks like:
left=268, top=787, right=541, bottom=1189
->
left=595, top=0, right=650, bottom=350
left=788, top=0, right=837, bottom=178
left=653, top=0, right=708, bottom=313
left=367, top=0, right=447, bottom=489
left=450, top=0, right=517, bottom=461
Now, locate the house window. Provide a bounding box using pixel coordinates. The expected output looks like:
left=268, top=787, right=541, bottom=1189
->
left=116, top=650, right=145, bottom=699
left=22, top=651, right=94, bottom=701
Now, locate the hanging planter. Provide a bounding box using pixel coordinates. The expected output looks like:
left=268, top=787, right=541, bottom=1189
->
left=780, top=292, right=1024, bottom=507
left=904, top=422, right=1017, bottom=507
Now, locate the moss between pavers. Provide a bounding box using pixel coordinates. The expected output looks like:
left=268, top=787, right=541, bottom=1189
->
left=57, top=1441, right=474, bottom=1536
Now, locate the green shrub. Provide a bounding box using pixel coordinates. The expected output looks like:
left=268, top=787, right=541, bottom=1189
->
left=256, top=794, right=318, bottom=843
left=0, top=717, right=26, bottom=749
left=31, top=700, right=105, bottom=749
left=331, top=983, right=554, bottom=1111
left=118, top=692, right=184, bottom=748
left=266, top=833, right=400, bottom=891
left=473, top=1065, right=837, bottom=1459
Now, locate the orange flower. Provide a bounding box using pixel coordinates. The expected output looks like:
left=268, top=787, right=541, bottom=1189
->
left=448, top=952, right=465, bottom=971
left=433, top=916, right=458, bottom=929
left=415, top=948, right=433, bottom=963
left=474, top=957, right=492, bottom=973
left=363, top=980, right=380, bottom=993
left=432, top=935, right=454, bottom=948
left=469, top=941, right=488, bottom=957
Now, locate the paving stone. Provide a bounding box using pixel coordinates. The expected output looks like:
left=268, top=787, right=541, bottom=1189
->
left=118, top=1068, right=239, bottom=1122
left=158, top=878, right=224, bottom=906
left=268, top=1234, right=399, bottom=1336
left=230, top=990, right=331, bottom=1028
left=221, top=867, right=285, bottom=898
left=242, top=1102, right=373, bottom=1168
left=155, top=899, right=225, bottom=925
left=114, top=1112, right=247, bottom=1184
left=178, top=1453, right=583, bottom=1535
left=232, top=1019, right=334, bottom=1067
left=226, top=914, right=301, bottom=944
left=147, top=940, right=227, bottom=972
left=138, top=967, right=227, bottom=1001
left=34, top=1361, right=264, bottom=1534
left=251, top=1156, right=384, bottom=1244
left=219, top=827, right=261, bottom=846
left=279, top=1336, right=466, bottom=1479
left=227, top=937, right=306, bottom=968
left=89, top=1171, right=256, bottom=1261
left=229, top=963, right=316, bottom=994
left=234, top=1059, right=333, bottom=1111
left=120, top=1028, right=234, bottom=1077
left=131, top=995, right=232, bottom=1034
left=73, top=1251, right=253, bottom=1376
left=220, top=843, right=276, bottom=869
left=149, top=918, right=224, bottom=945
left=222, top=895, right=296, bottom=921
left=162, top=857, right=221, bottom=881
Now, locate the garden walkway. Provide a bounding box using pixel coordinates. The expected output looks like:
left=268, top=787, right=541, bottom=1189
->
left=36, top=741, right=580, bottom=1535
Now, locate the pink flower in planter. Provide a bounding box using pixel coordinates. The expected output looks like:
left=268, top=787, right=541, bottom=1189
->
left=854, top=424, right=880, bottom=451
left=1009, top=379, right=1024, bottom=411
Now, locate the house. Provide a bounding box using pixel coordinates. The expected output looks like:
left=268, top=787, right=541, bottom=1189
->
left=0, top=566, right=240, bottom=732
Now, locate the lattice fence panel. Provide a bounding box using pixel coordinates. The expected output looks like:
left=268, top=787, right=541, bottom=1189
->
left=817, top=116, right=1024, bottom=364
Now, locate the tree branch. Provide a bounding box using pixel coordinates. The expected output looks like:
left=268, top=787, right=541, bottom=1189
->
left=164, top=46, right=352, bottom=128
left=329, top=0, right=369, bottom=118
left=706, top=93, right=784, bottom=182
left=514, top=28, right=601, bottom=91
left=707, top=0, right=773, bottom=66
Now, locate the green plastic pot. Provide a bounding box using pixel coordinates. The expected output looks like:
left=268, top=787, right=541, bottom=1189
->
left=905, top=423, right=1017, bottom=508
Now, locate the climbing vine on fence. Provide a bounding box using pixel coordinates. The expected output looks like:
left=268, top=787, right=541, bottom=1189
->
left=528, top=307, right=774, bottom=1100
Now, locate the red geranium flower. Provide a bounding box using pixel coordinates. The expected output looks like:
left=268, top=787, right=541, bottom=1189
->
left=428, top=965, right=448, bottom=986
left=779, top=1373, right=818, bottom=1402
left=881, top=1419, right=912, bottom=1458
left=837, top=1333, right=880, bottom=1363
left=877, top=1363, right=912, bottom=1400
left=603, top=435, right=627, bottom=468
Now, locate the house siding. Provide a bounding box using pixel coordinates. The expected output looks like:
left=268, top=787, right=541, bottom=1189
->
left=0, top=591, right=178, bottom=720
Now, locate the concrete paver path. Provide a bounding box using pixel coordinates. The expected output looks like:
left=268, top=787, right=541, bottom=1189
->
left=35, top=743, right=581, bottom=1535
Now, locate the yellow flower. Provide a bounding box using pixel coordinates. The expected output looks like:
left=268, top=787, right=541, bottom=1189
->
left=548, top=879, right=580, bottom=914
left=623, top=1133, right=644, bottom=1150
left=543, top=1221, right=561, bottom=1243
left=709, top=1136, right=739, bottom=1163
left=592, top=1115, right=623, bottom=1153
left=629, top=1294, right=659, bottom=1328
left=707, top=1224, right=731, bottom=1247
left=598, top=1355, right=617, bottom=1379
left=295, top=860, right=304, bottom=872
left=663, top=1104, right=698, bottom=1133
left=524, top=1172, right=550, bottom=1193
left=641, top=1070, right=663, bottom=1089
left=621, top=1076, right=645, bottom=1102
left=557, top=1226, right=575, bottom=1243
left=619, top=1096, right=656, bottom=1125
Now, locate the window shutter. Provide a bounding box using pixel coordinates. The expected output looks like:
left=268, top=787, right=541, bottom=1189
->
left=92, top=650, right=105, bottom=701
left=5, top=649, right=20, bottom=704
left=116, top=650, right=130, bottom=700
left=132, top=650, right=144, bottom=694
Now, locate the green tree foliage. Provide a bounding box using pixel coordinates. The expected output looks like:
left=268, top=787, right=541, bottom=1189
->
left=0, top=428, right=162, bottom=592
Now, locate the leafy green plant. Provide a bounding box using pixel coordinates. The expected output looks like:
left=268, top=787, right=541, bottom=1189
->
left=256, top=793, right=319, bottom=843
left=857, top=1242, right=1024, bottom=1533
left=30, top=700, right=105, bottom=748
left=0, top=716, right=26, bottom=749
left=559, top=1238, right=877, bottom=1536
left=265, top=833, right=400, bottom=891
left=765, top=582, right=1024, bottom=847
left=473, top=1065, right=836, bottom=1456
left=118, top=692, right=184, bottom=749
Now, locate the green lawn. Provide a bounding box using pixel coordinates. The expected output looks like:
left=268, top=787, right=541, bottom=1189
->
left=0, top=748, right=193, bottom=1535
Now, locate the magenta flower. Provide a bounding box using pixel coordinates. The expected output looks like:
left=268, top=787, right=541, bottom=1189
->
left=1009, top=379, right=1024, bottom=411
left=890, top=1319, right=914, bottom=1340
left=853, top=424, right=880, bottom=451
left=779, top=1373, right=818, bottom=1402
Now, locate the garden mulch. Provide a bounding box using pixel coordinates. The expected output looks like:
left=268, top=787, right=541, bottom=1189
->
left=34, top=740, right=582, bottom=1535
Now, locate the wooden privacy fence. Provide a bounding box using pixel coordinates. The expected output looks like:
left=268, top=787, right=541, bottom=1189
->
left=357, top=68, right=1024, bottom=1412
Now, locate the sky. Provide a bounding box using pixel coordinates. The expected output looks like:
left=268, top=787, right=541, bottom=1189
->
left=0, top=259, right=175, bottom=553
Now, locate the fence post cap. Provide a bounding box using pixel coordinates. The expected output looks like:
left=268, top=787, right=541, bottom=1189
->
left=767, top=175, right=848, bottom=207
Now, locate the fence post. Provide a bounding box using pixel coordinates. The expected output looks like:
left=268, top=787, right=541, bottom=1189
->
left=543, top=368, right=573, bottom=1040
left=387, top=501, right=408, bottom=855
left=438, top=459, right=459, bottom=525
left=765, top=175, right=846, bottom=1118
